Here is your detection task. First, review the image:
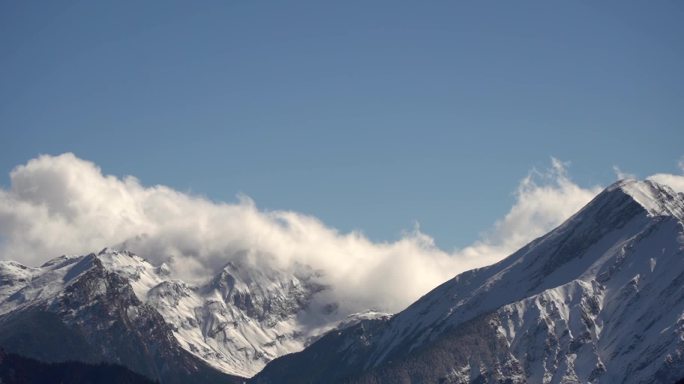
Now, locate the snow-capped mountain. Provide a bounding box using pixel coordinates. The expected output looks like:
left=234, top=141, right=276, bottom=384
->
left=0, top=247, right=374, bottom=381
left=4, top=178, right=683, bottom=383
left=0, top=251, right=238, bottom=383
left=253, top=179, right=684, bottom=383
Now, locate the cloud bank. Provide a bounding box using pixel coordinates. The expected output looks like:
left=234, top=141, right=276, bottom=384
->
left=0, top=153, right=681, bottom=313
left=647, top=157, right=684, bottom=195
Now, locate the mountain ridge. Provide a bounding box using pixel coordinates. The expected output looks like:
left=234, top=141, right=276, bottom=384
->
left=0, top=247, right=384, bottom=380
left=2, top=178, right=683, bottom=383
left=252, top=179, right=684, bottom=383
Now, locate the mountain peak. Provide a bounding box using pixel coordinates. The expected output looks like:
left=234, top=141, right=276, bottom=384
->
left=253, top=178, right=684, bottom=384
left=609, top=179, right=684, bottom=219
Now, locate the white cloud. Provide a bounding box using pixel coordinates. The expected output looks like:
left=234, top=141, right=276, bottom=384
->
left=612, top=165, right=636, bottom=180
left=646, top=156, right=684, bottom=194
left=449, top=158, right=603, bottom=270
left=0, top=153, right=656, bottom=314
left=648, top=174, right=684, bottom=194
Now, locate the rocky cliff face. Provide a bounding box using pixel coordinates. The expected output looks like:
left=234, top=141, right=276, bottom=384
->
left=253, top=179, right=684, bottom=384
left=0, top=247, right=355, bottom=381
left=0, top=253, right=240, bottom=383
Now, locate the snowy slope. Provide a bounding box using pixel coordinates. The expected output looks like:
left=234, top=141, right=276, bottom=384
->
left=144, top=256, right=341, bottom=377
left=253, top=179, right=684, bottom=383
left=0, top=252, right=239, bottom=383
left=0, top=248, right=373, bottom=378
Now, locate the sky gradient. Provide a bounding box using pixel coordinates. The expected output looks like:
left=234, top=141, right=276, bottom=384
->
left=1, top=1, right=683, bottom=249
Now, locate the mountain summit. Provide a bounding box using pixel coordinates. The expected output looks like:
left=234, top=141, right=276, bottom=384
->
left=0, top=248, right=357, bottom=381
left=253, top=179, right=684, bottom=383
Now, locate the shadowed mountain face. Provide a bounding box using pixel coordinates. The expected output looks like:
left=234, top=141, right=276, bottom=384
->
left=0, top=349, right=158, bottom=384
left=252, top=180, right=684, bottom=384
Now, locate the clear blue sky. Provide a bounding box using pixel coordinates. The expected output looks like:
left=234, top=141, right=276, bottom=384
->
left=1, top=1, right=682, bottom=249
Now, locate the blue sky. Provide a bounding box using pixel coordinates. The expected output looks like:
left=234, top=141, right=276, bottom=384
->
left=1, top=1, right=683, bottom=249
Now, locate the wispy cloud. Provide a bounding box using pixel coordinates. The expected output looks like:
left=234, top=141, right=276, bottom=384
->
left=1, top=153, right=679, bottom=313
left=612, top=165, right=636, bottom=180
left=647, top=156, right=684, bottom=195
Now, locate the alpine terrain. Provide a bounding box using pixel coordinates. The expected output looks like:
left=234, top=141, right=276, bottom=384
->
left=0, top=248, right=381, bottom=382
left=1, top=178, right=684, bottom=383
left=252, top=179, right=684, bottom=383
